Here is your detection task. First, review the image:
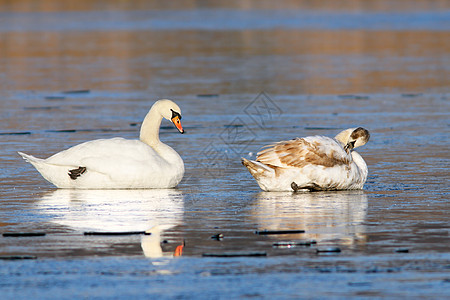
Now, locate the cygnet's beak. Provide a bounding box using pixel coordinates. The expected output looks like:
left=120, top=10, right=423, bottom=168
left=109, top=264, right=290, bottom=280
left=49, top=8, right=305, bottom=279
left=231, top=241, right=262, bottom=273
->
left=344, top=141, right=355, bottom=153
left=171, top=115, right=184, bottom=134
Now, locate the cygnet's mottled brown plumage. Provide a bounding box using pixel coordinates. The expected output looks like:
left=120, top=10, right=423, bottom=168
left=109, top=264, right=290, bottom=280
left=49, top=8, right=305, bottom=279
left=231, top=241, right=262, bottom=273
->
left=242, top=128, right=370, bottom=192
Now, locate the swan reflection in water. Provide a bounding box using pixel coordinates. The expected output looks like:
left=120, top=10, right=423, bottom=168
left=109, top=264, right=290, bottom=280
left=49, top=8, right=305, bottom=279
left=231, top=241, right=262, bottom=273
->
left=37, top=189, right=184, bottom=258
left=251, top=190, right=368, bottom=247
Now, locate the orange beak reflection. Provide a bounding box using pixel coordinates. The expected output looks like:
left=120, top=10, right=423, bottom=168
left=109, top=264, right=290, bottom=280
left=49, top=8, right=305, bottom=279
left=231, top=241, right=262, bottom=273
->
left=171, top=116, right=184, bottom=134
left=173, top=244, right=184, bottom=257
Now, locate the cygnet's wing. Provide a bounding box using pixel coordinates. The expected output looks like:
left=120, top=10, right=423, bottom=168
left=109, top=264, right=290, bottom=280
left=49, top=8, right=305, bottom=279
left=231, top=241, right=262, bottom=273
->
left=256, top=136, right=351, bottom=169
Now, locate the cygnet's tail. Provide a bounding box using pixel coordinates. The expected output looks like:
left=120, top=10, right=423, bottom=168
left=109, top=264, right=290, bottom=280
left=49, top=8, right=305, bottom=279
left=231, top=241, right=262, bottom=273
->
left=241, top=157, right=274, bottom=179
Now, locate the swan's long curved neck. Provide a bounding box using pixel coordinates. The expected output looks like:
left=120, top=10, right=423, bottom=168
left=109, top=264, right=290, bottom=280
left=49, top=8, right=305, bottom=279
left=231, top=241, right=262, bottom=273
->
left=139, top=106, right=163, bottom=147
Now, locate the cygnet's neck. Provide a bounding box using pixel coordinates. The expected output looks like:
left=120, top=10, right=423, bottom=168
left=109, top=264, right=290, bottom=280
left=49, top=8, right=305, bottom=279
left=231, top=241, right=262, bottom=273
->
left=140, top=105, right=163, bottom=147
left=351, top=151, right=368, bottom=179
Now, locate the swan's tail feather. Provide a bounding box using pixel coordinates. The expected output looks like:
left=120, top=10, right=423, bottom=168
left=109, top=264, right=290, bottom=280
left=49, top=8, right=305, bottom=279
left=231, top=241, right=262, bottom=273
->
left=18, top=151, right=40, bottom=162
left=241, top=157, right=274, bottom=179
left=18, top=152, right=44, bottom=168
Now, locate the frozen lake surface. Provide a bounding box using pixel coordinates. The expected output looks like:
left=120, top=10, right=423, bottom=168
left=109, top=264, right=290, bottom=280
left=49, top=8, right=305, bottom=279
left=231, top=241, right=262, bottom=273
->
left=0, top=1, right=449, bottom=298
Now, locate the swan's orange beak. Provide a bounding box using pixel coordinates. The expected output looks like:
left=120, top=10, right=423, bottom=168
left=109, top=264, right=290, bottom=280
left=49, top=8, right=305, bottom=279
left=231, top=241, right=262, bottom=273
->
left=171, top=116, right=184, bottom=134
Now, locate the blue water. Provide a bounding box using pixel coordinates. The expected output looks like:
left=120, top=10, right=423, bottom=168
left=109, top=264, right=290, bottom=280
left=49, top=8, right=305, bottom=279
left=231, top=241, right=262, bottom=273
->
left=1, top=10, right=449, bottom=32
left=1, top=254, right=449, bottom=299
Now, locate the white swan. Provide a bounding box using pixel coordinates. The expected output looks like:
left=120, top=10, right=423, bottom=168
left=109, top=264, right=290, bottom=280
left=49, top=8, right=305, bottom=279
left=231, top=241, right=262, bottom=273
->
left=242, top=127, right=370, bottom=192
left=19, top=99, right=185, bottom=189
